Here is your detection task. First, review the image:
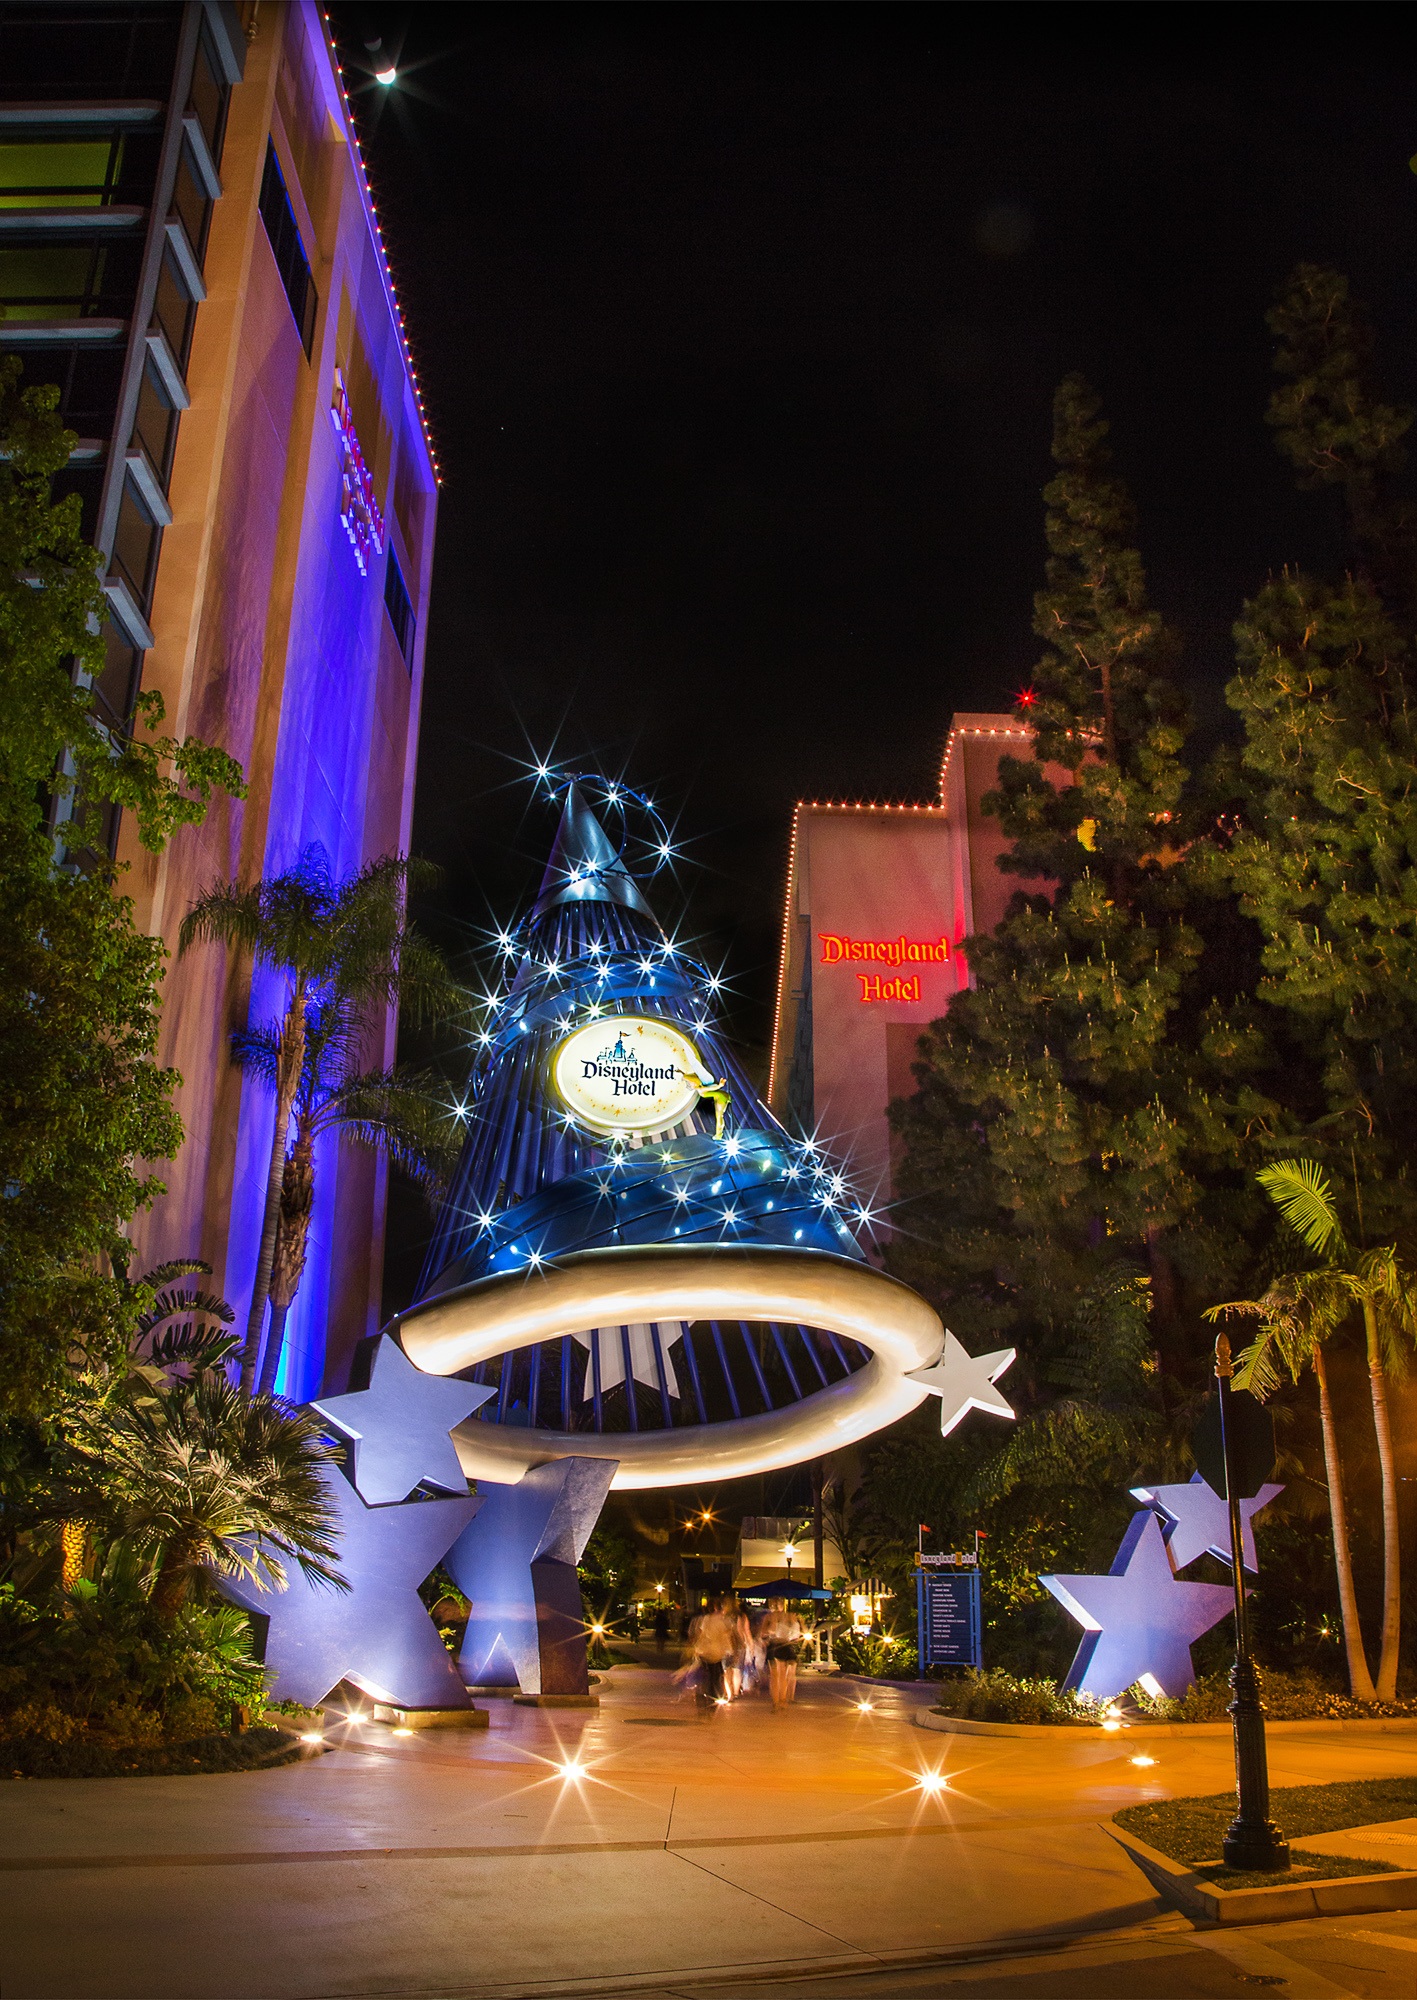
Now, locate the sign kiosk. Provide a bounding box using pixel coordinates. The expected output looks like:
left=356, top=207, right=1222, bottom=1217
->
left=915, top=1552, right=982, bottom=1669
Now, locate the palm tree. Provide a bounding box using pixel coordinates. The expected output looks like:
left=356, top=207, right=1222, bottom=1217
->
left=1207, top=1160, right=1417, bottom=1701
left=52, top=1263, right=343, bottom=1620
left=99, top=1369, right=346, bottom=1619
left=230, top=996, right=458, bottom=1394
left=179, top=847, right=459, bottom=1391
left=56, top=1255, right=236, bottom=1590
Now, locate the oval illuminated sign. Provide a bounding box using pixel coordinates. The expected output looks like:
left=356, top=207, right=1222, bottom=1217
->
left=550, top=1015, right=708, bottom=1137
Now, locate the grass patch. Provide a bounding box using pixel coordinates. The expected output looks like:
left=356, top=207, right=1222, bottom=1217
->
left=1200, top=1851, right=1397, bottom=1889
left=1, top=1726, right=305, bottom=1781
left=1117, top=1775, right=1417, bottom=1885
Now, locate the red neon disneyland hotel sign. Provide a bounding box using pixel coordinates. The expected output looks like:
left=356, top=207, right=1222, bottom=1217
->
left=817, top=931, right=951, bottom=1003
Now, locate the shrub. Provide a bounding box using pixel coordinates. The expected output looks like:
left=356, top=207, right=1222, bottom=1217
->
left=837, top=1631, right=919, bottom=1679
left=0, top=1725, right=300, bottom=1781
left=1139, top=1667, right=1417, bottom=1724
left=932, top=1667, right=1105, bottom=1725
left=0, top=1582, right=267, bottom=1743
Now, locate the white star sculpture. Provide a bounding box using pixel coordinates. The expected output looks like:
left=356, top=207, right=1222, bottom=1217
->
left=907, top=1330, right=1017, bottom=1437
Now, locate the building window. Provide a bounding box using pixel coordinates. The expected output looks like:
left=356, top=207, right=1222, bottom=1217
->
left=151, top=244, right=196, bottom=369
left=187, top=25, right=231, bottom=172
left=0, top=236, right=143, bottom=321
left=258, top=140, right=316, bottom=357
left=133, top=352, right=178, bottom=486
left=0, top=6, right=182, bottom=100
left=92, top=626, right=142, bottom=735
left=111, top=472, right=161, bottom=609
left=4, top=342, right=125, bottom=439
left=383, top=546, right=414, bottom=663
left=170, top=140, right=212, bottom=267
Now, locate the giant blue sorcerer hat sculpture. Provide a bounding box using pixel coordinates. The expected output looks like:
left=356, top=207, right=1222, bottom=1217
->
left=228, top=778, right=1017, bottom=1710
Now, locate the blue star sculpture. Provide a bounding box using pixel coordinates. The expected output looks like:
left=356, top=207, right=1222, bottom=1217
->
left=1130, top=1472, right=1284, bottom=1574
left=310, top=1333, right=492, bottom=1505
left=1041, top=1510, right=1233, bottom=1700
left=222, top=1466, right=480, bottom=1710
left=448, top=1456, right=617, bottom=1696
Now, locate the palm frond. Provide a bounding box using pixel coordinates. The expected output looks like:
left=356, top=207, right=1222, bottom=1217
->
left=1257, top=1158, right=1345, bottom=1257
left=1232, top=1334, right=1283, bottom=1400
left=178, top=881, right=265, bottom=960
left=229, top=1022, right=284, bottom=1089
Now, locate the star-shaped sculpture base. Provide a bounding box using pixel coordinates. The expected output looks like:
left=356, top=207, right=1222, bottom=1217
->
left=222, top=1467, right=480, bottom=1710
left=447, top=1457, right=617, bottom=1696
left=1041, top=1510, right=1233, bottom=1700
left=907, top=1330, right=1016, bottom=1437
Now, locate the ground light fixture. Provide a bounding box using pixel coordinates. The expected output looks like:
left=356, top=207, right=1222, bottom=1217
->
left=558, top=1758, right=587, bottom=1781
left=299, top=1731, right=323, bottom=1744
left=1130, top=1755, right=1158, bottom=1768
left=915, top=1771, right=948, bottom=1795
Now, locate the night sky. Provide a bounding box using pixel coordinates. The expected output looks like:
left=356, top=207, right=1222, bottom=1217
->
left=328, top=4, right=1417, bottom=1298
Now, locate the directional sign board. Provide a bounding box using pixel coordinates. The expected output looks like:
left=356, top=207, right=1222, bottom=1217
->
left=916, top=1567, right=982, bottom=1669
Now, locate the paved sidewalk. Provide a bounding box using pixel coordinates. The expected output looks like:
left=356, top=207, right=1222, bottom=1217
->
left=4, top=1669, right=1417, bottom=1998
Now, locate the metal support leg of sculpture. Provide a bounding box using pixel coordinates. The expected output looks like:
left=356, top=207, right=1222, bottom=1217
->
left=445, top=1456, right=617, bottom=1700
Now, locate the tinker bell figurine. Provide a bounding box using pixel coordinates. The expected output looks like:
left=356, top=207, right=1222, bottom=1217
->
left=688, top=1069, right=732, bottom=1139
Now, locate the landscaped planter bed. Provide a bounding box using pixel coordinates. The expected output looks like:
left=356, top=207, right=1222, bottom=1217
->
left=0, top=1724, right=324, bottom=1781
left=919, top=1710, right=1417, bottom=1739
left=1106, top=1779, right=1417, bottom=1923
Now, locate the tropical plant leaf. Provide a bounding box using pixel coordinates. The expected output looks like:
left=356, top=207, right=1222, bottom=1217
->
left=1257, top=1158, right=1345, bottom=1257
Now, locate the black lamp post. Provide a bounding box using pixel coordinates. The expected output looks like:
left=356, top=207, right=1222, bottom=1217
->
left=1214, top=1332, right=1290, bottom=1874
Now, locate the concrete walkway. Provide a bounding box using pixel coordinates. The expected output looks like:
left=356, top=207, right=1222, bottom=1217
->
left=4, top=1667, right=1417, bottom=1999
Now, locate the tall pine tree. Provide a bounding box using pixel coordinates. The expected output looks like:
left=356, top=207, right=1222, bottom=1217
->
left=892, top=377, right=1278, bottom=1399
left=1227, top=266, right=1417, bottom=1243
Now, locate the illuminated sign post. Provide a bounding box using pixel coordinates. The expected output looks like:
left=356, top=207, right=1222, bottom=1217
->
left=915, top=1551, right=982, bottom=1668
left=817, top=932, right=951, bottom=1004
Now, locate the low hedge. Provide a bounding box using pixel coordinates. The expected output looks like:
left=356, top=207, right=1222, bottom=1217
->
left=1, top=1725, right=304, bottom=1781
left=933, top=1665, right=1417, bottom=1726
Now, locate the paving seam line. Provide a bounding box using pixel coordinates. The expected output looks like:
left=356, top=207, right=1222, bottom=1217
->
left=1198, top=1928, right=1364, bottom=1999
left=1338, top=1929, right=1417, bottom=1953
left=0, top=1817, right=1078, bottom=1872
left=664, top=1843, right=864, bottom=1959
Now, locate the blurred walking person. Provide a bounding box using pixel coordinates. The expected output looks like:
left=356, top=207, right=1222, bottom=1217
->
left=761, top=1596, right=804, bottom=1711
left=678, top=1597, right=735, bottom=1712
left=724, top=1595, right=753, bottom=1700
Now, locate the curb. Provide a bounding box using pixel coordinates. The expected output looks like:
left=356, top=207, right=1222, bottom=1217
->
left=917, top=1711, right=1417, bottom=1740
left=1103, top=1820, right=1417, bottom=1924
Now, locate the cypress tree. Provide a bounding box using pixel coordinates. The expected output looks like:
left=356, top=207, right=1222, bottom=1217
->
left=1226, top=266, right=1417, bottom=1242
left=892, top=377, right=1275, bottom=1385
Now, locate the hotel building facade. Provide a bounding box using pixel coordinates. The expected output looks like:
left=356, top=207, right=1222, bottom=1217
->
left=769, top=715, right=1045, bottom=1214
left=1, top=0, right=438, bottom=1398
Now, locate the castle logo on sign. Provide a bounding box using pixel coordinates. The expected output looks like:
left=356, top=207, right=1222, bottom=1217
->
left=551, top=1015, right=709, bottom=1136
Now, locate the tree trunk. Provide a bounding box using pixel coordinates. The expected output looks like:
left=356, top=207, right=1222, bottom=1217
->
left=60, top=1521, right=86, bottom=1593
left=240, top=984, right=306, bottom=1392
left=1145, top=1225, right=1177, bottom=1330
left=1314, top=1343, right=1376, bottom=1701
left=258, top=1138, right=315, bottom=1396
left=149, top=1550, right=192, bottom=1623
left=1363, top=1300, right=1402, bottom=1701
left=257, top=1299, right=291, bottom=1397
